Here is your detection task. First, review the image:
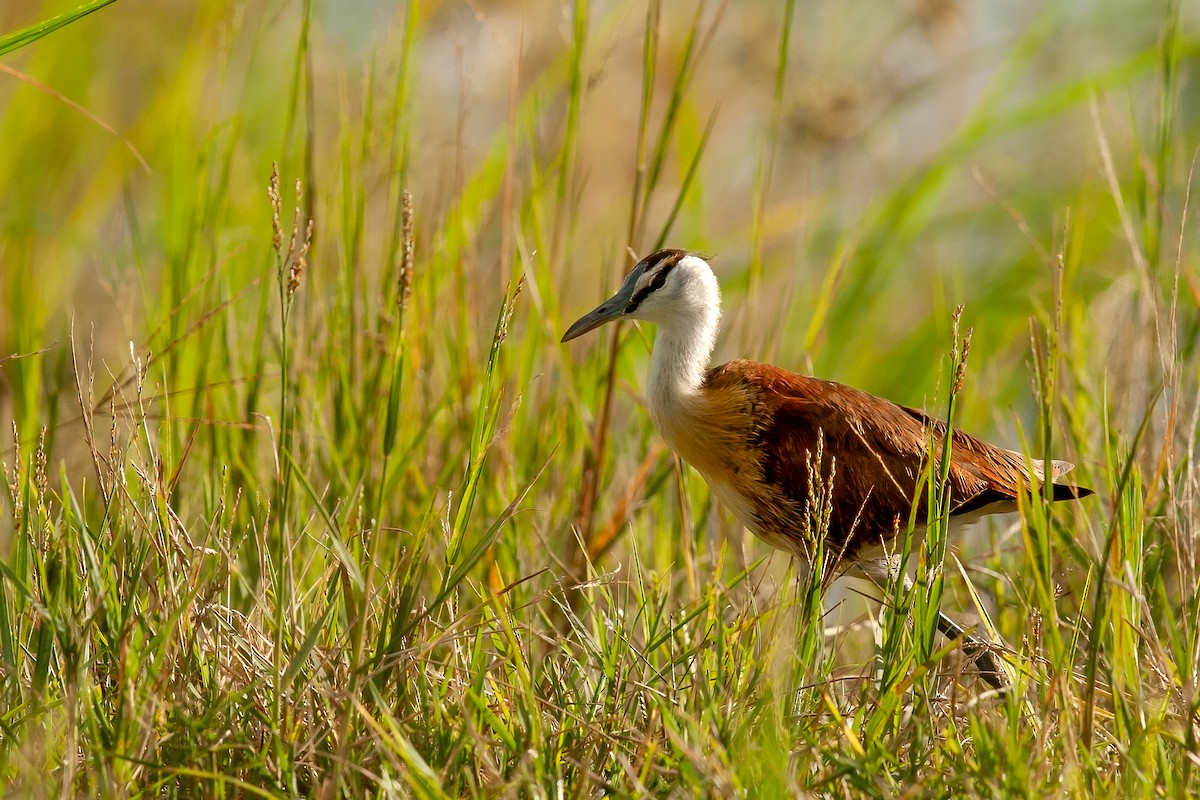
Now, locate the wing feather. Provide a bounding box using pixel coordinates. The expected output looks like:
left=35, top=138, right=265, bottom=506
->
left=704, top=360, right=1090, bottom=552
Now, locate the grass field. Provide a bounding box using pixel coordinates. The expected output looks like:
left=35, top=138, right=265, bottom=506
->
left=1, top=0, right=1198, bottom=796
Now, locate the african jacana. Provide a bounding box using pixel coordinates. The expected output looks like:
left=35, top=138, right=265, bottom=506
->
left=562, top=248, right=1093, bottom=689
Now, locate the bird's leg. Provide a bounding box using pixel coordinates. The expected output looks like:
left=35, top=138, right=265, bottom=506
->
left=857, top=554, right=1008, bottom=690
left=859, top=551, right=1008, bottom=690
left=935, top=612, right=1007, bottom=690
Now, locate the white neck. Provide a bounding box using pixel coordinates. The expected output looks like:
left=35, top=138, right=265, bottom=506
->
left=646, top=300, right=720, bottom=425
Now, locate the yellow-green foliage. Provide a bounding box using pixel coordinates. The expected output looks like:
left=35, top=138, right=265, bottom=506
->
left=0, top=0, right=1197, bottom=796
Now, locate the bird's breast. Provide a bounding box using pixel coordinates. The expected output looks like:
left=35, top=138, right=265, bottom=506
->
left=650, top=384, right=805, bottom=551
left=650, top=387, right=758, bottom=478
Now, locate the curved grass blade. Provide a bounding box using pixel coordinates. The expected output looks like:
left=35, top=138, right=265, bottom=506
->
left=0, top=0, right=120, bottom=57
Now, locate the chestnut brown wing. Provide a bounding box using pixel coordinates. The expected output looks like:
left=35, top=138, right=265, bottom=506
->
left=707, top=361, right=1032, bottom=548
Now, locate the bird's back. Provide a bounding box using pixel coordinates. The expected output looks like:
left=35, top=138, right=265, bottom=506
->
left=691, top=360, right=1091, bottom=560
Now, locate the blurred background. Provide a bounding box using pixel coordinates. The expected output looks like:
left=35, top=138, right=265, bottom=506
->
left=1, top=0, right=1190, bottom=406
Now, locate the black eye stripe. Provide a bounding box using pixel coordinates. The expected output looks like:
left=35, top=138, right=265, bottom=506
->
left=625, top=250, right=685, bottom=313
left=626, top=264, right=672, bottom=312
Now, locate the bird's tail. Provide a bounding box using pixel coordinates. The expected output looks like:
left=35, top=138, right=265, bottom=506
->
left=1008, top=451, right=1076, bottom=481
left=1003, top=450, right=1094, bottom=500
left=1051, top=482, right=1094, bottom=501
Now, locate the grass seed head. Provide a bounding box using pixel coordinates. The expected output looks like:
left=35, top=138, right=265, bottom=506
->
left=399, top=189, right=415, bottom=308
left=268, top=162, right=282, bottom=254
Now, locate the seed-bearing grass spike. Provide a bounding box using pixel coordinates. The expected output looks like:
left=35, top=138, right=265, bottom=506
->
left=562, top=248, right=1094, bottom=689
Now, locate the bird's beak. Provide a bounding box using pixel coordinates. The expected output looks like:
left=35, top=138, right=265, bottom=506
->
left=560, top=297, right=627, bottom=343
left=560, top=276, right=639, bottom=343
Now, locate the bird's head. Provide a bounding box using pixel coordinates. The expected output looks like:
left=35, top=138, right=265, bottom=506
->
left=561, top=249, right=720, bottom=342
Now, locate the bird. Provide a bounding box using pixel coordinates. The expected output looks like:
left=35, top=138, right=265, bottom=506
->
left=561, top=248, right=1093, bottom=689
